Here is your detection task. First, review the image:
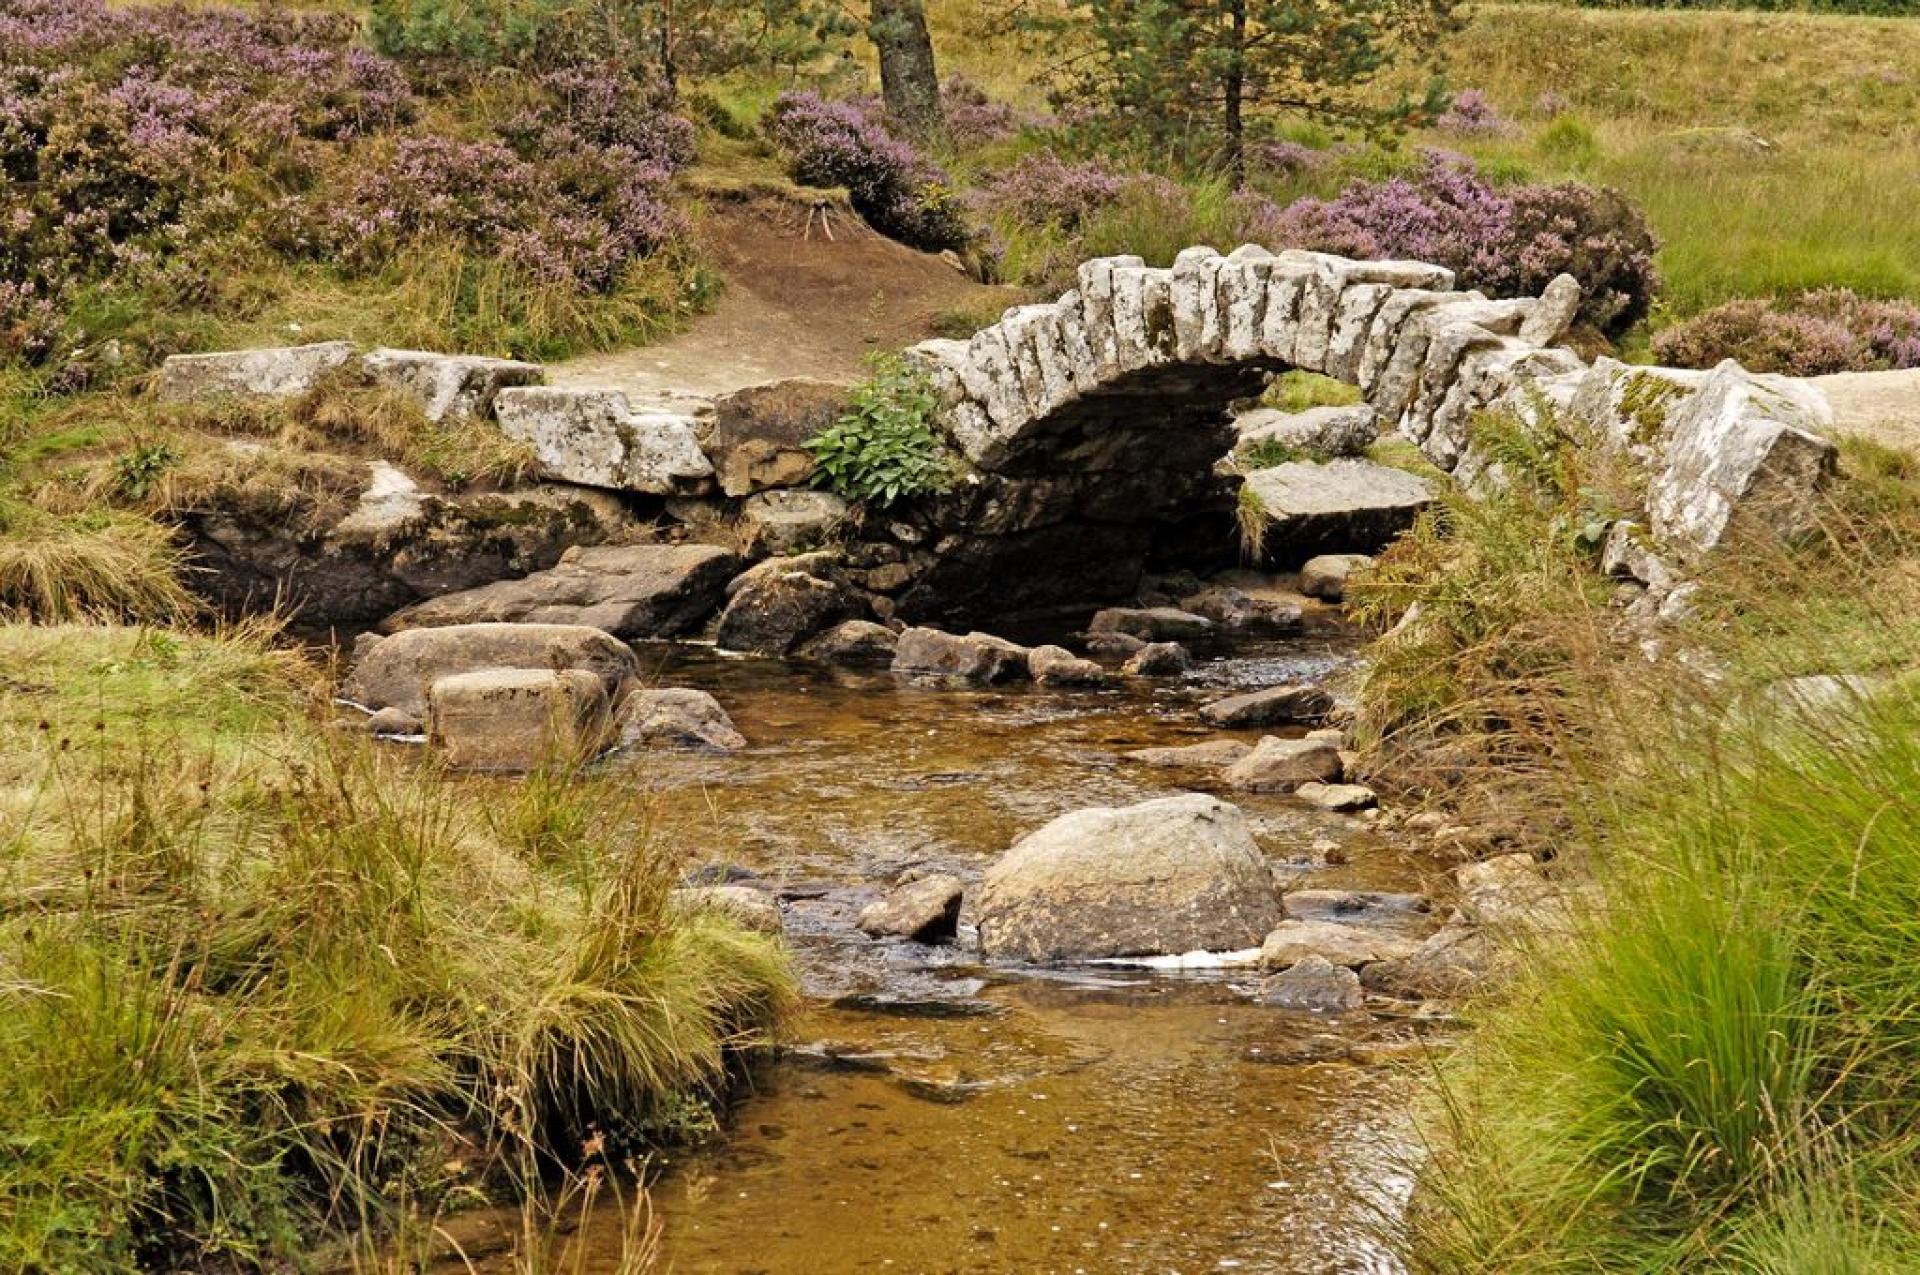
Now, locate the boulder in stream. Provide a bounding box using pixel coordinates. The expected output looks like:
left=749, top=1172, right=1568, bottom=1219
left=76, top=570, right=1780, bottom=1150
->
left=797, top=619, right=900, bottom=665
left=858, top=874, right=965, bottom=943
left=891, top=628, right=1030, bottom=683
left=344, top=622, right=637, bottom=718
left=975, top=794, right=1283, bottom=962
left=427, top=667, right=611, bottom=772
left=616, top=688, right=747, bottom=751
left=1255, top=954, right=1364, bottom=1012
left=1029, top=645, right=1108, bottom=687
left=1199, top=685, right=1335, bottom=728
left=1258, top=920, right=1421, bottom=970
left=716, top=565, right=865, bottom=656
left=1221, top=736, right=1344, bottom=792
left=1123, top=642, right=1192, bottom=677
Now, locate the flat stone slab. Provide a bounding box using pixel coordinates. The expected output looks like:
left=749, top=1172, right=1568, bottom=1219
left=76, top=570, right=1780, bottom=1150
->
left=1244, top=460, right=1434, bottom=562
left=362, top=348, right=543, bottom=421
left=343, top=622, right=637, bottom=718
left=156, top=341, right=355, bottom=402
left=493, top=387, right=713, bottom=494
left=382, top=543, right=739, bottom=639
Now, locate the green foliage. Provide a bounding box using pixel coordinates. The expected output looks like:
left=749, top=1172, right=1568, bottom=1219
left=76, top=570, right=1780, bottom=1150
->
left=1025, top=0, right=1461, bottom=174
left=369, top=0, right=854, bottom=80
left=1571, top=0, right=1912, bottom=12
left=805, top=355, right=957, bottom=506
left=1239, top=439, right=1304, bottom=469
left=1535, top=114, right=1602, bottom=170
left=109, top=442, right=182, bottom=501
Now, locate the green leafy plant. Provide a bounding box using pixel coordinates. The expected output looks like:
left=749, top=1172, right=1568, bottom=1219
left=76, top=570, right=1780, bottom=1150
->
left=110, top=441, right=182, bottom=501
left=805, top=354, right=957, bottom=506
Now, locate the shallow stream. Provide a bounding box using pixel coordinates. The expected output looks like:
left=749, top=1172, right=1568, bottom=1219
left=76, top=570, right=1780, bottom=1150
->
left=444, top=623, right=1449, bottom=1274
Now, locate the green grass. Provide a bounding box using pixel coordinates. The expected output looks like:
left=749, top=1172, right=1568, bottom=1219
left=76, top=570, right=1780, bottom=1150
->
left=1413, top=4, right=1920, bottom=319
left=0, top=624, right=796, bottom=1272
left=1350, top=403, right=1920, bottom=1267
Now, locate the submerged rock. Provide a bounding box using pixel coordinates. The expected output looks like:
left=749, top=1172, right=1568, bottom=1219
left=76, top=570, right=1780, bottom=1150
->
left=343, top=622, right=637, bottom=718
left=382, top=543, right=739, bottom=638
left=975, top=793, right=1283, bottom=962
left=858, top=874, right=965, bottom=942
left=616, top=688, right=747, bottom=751
left=1255, top=955, right=1364, bottom=1012
left=1123, top=739, right=1252, bottom=768
left=427, top=667, right=610, bottom=772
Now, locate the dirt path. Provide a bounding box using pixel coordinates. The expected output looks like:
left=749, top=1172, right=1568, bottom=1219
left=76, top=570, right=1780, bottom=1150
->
left=1814, top=369, right=1920, bottom=452
left=550, top=195, right=1018, bottom=404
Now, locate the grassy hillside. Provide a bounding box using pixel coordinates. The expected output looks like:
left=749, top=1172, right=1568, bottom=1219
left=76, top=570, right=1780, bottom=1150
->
left=1431, top=3, right=1920, bottom=318
left=925, top=1, right=1920, bottom=327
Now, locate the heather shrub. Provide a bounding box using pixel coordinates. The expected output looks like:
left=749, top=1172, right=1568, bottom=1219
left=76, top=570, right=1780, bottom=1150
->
left=1268, top=151, right=1660, bottom=338
left=1249, top=139, right=1332, bottom=178
left=1435, top=88, right=1514, bottom=138
left=0, top=0, right=415, bottom=362
left=764, top=90, right=970, bottom=253
left=973, top=151, right=1127, bottom=230
left=1654, top=290, right=1920, bottom=376
left=940, top=75, right=1043, bottom=149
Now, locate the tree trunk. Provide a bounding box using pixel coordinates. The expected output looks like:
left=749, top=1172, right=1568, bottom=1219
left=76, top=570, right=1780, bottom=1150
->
left=1223, top=0, right=1247, bottom=187
left=869, top=0, right=945, bottom=141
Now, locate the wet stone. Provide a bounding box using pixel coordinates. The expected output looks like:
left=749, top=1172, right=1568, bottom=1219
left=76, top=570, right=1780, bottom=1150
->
left=1255, top=955, right=1364, bottom=1013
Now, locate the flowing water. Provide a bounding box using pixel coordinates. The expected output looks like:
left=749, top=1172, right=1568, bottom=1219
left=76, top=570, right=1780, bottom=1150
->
left=440, top=622, right=1452, bottom=1274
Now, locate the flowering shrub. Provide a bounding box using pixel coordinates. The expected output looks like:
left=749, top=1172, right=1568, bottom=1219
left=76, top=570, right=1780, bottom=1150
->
left=764, top=90, right=970, bottom=253
left=1436, top=89, right=1515, bottom=137
left=0, top=0, right=703, bottom=365
left=1653, top=290, right=1920, bottom=375
left=0, top=0, right=417, bottom=361
left=973, top=151, right=1127, bottom=230
left=285, top=136, right=681, bottom=292
left=940, top=76, right=1047, bottom=149
left=1263, top=151, right=1660, bottom=337
left=1249, top=140, right=1331, bottom=178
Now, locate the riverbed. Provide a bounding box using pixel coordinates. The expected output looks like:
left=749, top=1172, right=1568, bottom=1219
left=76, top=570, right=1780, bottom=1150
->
left=442, top=623, right=1450, bottom=1274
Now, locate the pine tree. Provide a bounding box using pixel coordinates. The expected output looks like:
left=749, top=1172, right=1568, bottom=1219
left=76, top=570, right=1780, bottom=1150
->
left=1033, top=0, right=1458, bottom=182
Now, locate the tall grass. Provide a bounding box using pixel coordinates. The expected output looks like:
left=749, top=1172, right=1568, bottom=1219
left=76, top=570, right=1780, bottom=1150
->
left=0, top=624, right=796, bottom=1271
left=1360, top=409, right=1920, bottom=1265
left=1413, top=4, right=1920, bottom=318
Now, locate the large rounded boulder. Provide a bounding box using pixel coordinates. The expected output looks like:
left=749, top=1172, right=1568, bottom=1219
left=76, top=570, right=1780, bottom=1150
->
left=975, top=794, right=1282, bottom=962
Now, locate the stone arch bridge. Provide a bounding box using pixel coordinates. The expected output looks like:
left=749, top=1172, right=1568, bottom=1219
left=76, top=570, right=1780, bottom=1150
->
left=886, top=244, right=1833, bottom=619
